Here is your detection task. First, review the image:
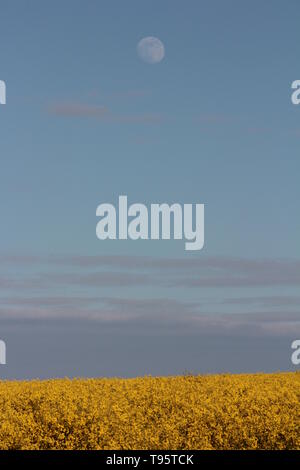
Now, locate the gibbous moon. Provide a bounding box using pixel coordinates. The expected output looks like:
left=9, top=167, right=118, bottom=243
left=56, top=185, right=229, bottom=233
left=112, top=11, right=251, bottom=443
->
left=137, top=37, right=165, bottom=64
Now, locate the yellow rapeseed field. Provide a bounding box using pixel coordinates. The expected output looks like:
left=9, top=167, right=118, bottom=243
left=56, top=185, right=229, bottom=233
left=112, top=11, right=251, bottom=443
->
left=0, top=372, right=299, bottom=450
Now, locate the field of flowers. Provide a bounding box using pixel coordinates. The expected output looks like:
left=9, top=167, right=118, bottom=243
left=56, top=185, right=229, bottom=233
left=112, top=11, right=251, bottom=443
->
left=0, top=372, right=299, bottom=450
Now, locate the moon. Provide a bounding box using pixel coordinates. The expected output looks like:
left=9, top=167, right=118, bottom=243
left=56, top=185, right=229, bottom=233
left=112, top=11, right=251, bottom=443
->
left=137, top=37, right=165, bottom=64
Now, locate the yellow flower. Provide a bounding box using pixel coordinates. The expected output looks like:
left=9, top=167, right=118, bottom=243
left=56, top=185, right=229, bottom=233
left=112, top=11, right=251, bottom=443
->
left=0, top=372, right=299, bottom=450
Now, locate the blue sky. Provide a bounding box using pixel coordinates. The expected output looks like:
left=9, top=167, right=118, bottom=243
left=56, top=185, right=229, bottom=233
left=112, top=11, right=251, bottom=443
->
left=0, top=0, right=299, bottom=378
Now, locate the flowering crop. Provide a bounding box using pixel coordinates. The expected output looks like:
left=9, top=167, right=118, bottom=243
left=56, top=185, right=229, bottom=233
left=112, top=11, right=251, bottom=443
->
left=0, top=372, right=299, bottom=450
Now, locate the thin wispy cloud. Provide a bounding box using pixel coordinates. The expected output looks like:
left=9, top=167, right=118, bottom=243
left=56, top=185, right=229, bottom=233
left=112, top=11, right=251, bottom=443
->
left=0, top=254, right=299, bottom=339
left=47, top=102, right=163, bottom=124
left=0, top=299, right=299, bottom=337
left=1, top=254, right=299, bottom=288
left=223, top=296, right=300, bottom=307
left=48, top=102, right=109, bottom=117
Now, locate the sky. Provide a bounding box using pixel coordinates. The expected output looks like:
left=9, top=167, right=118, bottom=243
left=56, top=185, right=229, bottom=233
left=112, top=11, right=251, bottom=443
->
left=0, top=0, right=300, bottom=379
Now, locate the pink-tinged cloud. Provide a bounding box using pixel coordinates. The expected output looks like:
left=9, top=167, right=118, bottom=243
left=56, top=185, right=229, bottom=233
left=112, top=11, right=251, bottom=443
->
left=47, top=102, right=163, bottom=124
left=1, top=255, right=300, bottom=288
left=48, top=102, right=108, bottom=117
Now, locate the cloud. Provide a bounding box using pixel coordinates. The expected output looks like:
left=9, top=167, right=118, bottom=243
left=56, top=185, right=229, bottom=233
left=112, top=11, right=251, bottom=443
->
left=47, top=102, right=163, bottom=124
left=0, top=296, right=202, bottom=323
left=43, top=271, right=153, bottom=287
left=223, top=296, right=300, bottom=307
left=0, top=276, right=45, bottom=289
left=107, top=89, right=151, bottom=99
left=0, top=295, right=101, bottom=308
left=48, top=103, right=109, bottom=117
left=1, top=251, right=299, bottom=336
left=51, top=255, right=300, bottom=288
left=0, top=271, right=153, bottom=290
left=49, top=254, right=300, bottom=274
left=195, top=113, right=233, bottom=125
left=1, top=255, right=300, bottom=289
left=0, top=295, right=299, bottom=338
